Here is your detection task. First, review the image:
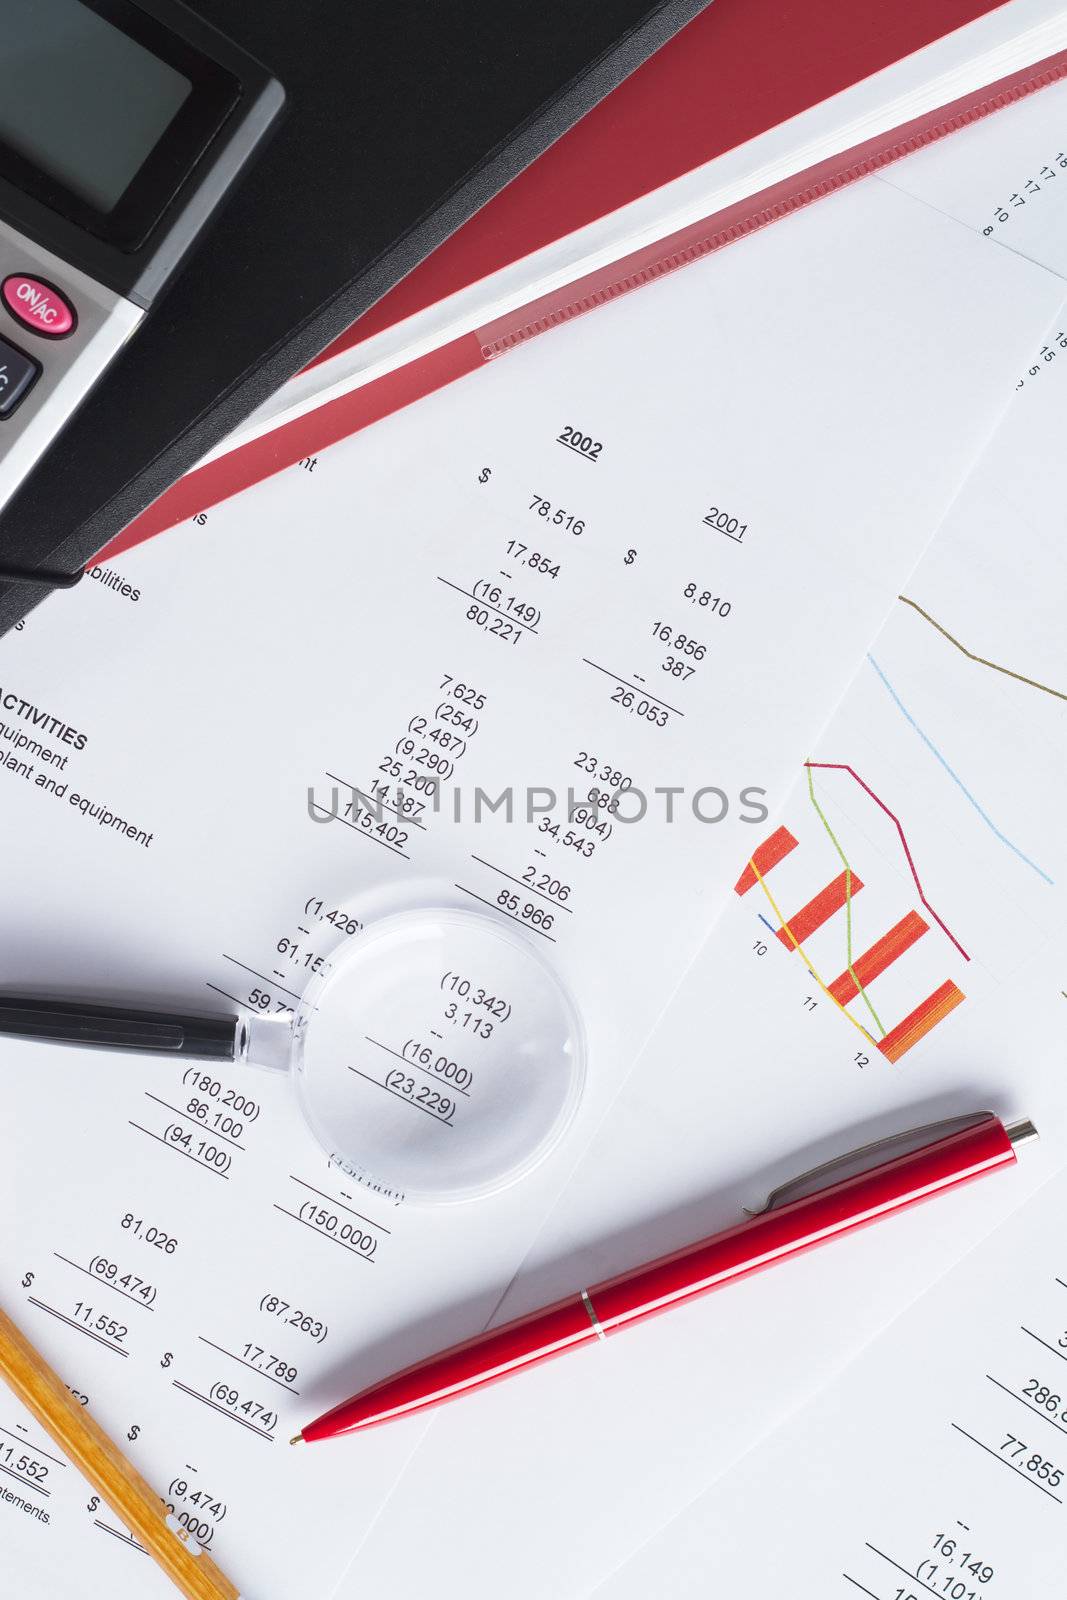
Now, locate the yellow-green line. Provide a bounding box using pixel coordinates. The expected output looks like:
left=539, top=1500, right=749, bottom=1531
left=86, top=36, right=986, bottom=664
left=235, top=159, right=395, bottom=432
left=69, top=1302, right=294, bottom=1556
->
left=746, top=856, right=877, bottom=1047
left=805, top=764, right=886, bottom=1037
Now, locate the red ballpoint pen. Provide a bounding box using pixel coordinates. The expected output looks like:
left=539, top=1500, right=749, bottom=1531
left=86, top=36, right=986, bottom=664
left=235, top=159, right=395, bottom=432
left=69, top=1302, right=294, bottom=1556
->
left=291, top=1111, right=1035, bottom=1444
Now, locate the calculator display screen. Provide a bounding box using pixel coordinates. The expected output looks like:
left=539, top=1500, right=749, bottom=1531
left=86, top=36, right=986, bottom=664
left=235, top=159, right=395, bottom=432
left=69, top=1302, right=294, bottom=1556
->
left=0, top=0, right=240, bottom=251
left=0, top=0, right=192, bottom=213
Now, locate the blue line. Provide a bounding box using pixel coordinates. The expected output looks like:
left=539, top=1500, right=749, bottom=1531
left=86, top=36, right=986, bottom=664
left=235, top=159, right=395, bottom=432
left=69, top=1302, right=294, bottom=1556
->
left=758, top=913, right=777, bottom=933
left=867, top=654, right=1053, bottom=885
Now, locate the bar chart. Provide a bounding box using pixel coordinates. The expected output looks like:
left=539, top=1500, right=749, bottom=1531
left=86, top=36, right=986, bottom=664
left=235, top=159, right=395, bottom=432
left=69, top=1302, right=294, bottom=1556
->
left=736, top=808, right=966, bottom=1064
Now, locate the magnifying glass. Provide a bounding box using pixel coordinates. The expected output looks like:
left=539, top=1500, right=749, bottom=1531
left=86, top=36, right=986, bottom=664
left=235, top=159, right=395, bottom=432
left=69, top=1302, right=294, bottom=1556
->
left=0, top=907, right=586, bottom=1204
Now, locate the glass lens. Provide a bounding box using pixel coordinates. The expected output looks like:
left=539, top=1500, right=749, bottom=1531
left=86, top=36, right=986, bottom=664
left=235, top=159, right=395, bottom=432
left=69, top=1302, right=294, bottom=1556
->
left=291, top=908, right=585, bottom=1203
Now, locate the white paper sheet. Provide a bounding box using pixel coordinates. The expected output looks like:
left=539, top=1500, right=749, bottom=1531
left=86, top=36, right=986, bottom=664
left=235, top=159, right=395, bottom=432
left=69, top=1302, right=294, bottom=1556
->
left=597, top=1164, right=1067, bottom=1599
left=340, top=104, right=1067, bottom=1600
left=0, top=175, right=1058, bottom=1599
left=884, top=71, right=1067, bottom=277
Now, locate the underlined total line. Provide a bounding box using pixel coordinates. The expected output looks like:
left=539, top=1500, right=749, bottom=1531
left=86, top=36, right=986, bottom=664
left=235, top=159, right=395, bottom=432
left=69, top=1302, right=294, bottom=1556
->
left=288, top=1175, right=389, bottom=1232
left=0, top=1461, right=49, bottom=1497
left=469, top=854, right=573, bottom=912
left=196, top=1335, right=299, bottom=1396
left=307, top=803, right=412, bottom=858
left=128, top=1122, right=229, bottom=1180
left=171, top=1380, right=275, bottom=1442
left=950, top=1422, right=1064, bottom=1502
left=436, top=577, right=539, bottom=634
left=842, top=1576, right=880, bottom=1600
left=271, top=1206, right=376, bottom=1263
left=324, top=771, right=427, bottom=830
left=364, top=1035, right=471, bottom=1096
left=143, top=1091, right=245, bottom=1149
left=52, top=1253, right=154, bottom=1311
left=581, top=658, right=684, bottom=715
left=94, top=1519, right=146, bottom=1553
left=27, top=1297, right=128, bottom=1358
left=454, top=884, right=558, bottom=941
left=348, top=1065, right=455, bottom=1125
left=987, top=1373, right=1067, bottom=1437
left=0, top=1426, right=65, bottom=1468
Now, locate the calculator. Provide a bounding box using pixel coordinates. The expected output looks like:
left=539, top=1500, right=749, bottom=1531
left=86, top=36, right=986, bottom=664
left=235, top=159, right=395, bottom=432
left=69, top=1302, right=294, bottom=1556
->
left=0, top=0, right=707, bottom=618
left=0, top=0, right=282, bottom=541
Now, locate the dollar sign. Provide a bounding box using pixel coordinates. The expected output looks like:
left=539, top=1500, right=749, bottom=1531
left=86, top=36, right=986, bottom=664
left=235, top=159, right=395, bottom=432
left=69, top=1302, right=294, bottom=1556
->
left=159, top=1352, right=173, bottom=1370
left=87, top=1495, right=99, bottom=1514
left=127, top=1424, right=140, bottom=1442
left=624, top=549, right=636, bottom=566
left=477, top=467, right=491, bottom=485
left=21, top=1270, right=34, bottom=1288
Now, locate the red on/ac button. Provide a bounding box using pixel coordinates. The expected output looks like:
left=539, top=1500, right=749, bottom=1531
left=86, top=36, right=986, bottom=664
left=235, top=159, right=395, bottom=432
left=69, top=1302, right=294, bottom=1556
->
left=2, top=274, right=76, bottom=338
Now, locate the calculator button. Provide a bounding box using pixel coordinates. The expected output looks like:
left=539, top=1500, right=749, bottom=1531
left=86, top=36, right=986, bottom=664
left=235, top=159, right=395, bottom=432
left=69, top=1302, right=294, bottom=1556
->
left=0, top=337, right=41, bottom=418
left=2, top=274, right=76, bottom=339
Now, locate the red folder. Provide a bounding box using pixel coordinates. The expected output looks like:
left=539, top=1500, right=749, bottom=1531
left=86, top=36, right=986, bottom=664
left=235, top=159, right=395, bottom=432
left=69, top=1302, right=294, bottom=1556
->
left=101, top=0, right=1065, bottom=565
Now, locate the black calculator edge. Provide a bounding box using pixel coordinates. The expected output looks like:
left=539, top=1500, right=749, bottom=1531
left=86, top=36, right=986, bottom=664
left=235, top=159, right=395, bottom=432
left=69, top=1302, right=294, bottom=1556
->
left=0, top=0, right=710, bottom=631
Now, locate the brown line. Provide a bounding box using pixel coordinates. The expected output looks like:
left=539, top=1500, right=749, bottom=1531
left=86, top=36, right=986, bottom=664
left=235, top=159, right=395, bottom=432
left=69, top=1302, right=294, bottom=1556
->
left=899, top=595, right=1067, bottom=704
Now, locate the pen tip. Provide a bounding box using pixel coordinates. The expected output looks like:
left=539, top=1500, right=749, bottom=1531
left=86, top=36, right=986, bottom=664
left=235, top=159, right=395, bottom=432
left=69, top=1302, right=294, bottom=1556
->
left=289, top=1433, right=304, bottom=1446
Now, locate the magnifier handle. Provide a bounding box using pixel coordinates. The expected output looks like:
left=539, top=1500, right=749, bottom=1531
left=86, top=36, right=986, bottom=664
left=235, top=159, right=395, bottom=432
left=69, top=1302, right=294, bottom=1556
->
left=0, top=995, right=240, bottom=1061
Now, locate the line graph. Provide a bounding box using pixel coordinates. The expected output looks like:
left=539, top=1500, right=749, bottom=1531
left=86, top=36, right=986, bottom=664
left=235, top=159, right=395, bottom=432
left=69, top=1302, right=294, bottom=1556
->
left=867, top=654, right=1054, bottom=886
left=804, top=761, right=969, bottom=959
left=899, top=594, right=1067, bottom=704
left=805, top=764, right=883, bottom=1036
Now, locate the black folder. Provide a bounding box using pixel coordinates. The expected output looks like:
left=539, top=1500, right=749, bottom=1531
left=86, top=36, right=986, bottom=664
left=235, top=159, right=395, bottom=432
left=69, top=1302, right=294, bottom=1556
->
left=0, top=0, right=709, bottom=634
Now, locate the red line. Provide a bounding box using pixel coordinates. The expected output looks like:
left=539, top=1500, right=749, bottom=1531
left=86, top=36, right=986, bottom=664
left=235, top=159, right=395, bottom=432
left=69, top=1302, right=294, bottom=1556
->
left=777, top=870, right=862, bottom=948
left=828, top=910, right=929, bottom=1004
left=734, top=825, right=798, bottom=894
left=805, top=762, right=970, bottom=961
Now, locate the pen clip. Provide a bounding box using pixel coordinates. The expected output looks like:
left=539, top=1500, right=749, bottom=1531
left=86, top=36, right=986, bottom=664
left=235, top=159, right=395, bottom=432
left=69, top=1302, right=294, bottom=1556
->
left=743, top=1112, right=995, bottom=1216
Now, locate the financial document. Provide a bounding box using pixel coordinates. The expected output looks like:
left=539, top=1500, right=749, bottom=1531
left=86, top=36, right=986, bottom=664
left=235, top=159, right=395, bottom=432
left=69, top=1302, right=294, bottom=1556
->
left=598, top=1166, right=1067, bottom=1599
left=342, top=85, right=1067, bottom=1600
left=884, top=71, right=1067, bottom=277
left=0, top=177, right=1059, bottom=1598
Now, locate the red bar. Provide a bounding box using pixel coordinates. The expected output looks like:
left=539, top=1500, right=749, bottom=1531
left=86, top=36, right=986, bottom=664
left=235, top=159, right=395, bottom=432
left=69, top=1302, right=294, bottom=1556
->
left=735, top=826, right=799, bottom=894
left=878, top=979, right=965, bottom=1063
left=828, top=910, right=929, bottom=1004
left=777, top=870, right=863, bottom=949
